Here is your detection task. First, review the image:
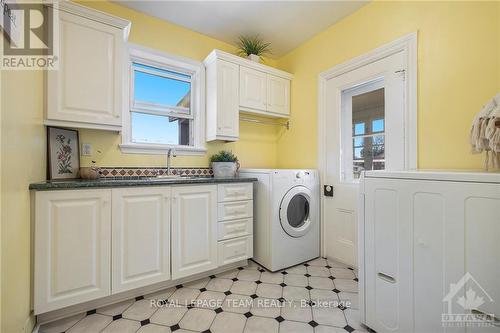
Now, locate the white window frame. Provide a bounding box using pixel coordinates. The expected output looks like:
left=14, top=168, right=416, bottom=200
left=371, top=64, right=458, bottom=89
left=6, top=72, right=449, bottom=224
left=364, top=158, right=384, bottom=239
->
left=120, top=43, right=206, bottom=155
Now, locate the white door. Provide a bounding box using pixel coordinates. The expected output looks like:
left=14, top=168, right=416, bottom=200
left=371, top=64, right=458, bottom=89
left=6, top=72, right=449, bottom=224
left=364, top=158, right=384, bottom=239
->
left=47, top=11, right=124, bottom=126
left=322, top=50, right=409, bottom=267
left=171, top=185, right=218, bottom=279
left=217, top=59, right=239, bottom=138
left=34, top=190, right=111, bottom=314
left=267, top=74, right=290, bottom=116
left=239, top=67, right=267, bottom=112
left=111, top=187, right=171, bottom=293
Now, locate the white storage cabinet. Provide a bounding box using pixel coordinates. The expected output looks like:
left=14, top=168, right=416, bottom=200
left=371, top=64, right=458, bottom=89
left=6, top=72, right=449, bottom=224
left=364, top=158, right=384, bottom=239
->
left=360, top=171, right=500, bottom=333
left=45, top=2, right=131, bottom=131
left=204, top=50, right=293, bottom=141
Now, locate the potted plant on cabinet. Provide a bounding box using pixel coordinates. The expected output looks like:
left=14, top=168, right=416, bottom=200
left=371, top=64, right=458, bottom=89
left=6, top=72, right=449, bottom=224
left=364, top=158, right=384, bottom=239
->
left=236, top=35, right=271, bottom=63
left=210, top=150, right=240, bottom=178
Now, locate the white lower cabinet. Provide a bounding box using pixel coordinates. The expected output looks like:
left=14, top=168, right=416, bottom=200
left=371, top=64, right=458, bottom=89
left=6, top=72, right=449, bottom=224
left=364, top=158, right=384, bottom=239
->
left=361, top=172, right=500, bottom=333
left=111, top=187, right=171, bottom=293
left=171, top=185, right=218, bottom=279
left=34, top=190, right=112, bottom=314
left=34, top=182, right=254, bottom=314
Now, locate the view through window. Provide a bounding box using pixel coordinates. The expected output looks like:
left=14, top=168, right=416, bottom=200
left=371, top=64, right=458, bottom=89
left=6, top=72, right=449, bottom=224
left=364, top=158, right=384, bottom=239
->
left=131, top=62, right=192, bottom=146
left=352, top=88, right=385, bottom=179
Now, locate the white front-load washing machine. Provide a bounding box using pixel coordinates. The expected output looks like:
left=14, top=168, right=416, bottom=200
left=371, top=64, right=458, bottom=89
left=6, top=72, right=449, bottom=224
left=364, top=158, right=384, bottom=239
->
left=239, top=169, right=320, bottom=271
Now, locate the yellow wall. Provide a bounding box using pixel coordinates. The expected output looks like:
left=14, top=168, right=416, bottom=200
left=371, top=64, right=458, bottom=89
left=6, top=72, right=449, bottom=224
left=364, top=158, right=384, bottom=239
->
left=1, top=47, right=46, bottom=333
left=78, top=1, right=280, bottom=169
left=276, top=1, right=500, bottom=169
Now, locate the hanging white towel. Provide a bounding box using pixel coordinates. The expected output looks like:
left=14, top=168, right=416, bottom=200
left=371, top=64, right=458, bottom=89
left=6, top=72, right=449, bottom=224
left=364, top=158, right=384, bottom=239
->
left=470, top=98, right=496, bottom=153
left=483, top=94, right=500, bottom=168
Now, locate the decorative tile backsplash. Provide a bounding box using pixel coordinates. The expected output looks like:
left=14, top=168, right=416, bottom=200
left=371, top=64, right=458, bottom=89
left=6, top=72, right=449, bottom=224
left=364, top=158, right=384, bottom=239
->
left=99, top=167, right=213, bottom=178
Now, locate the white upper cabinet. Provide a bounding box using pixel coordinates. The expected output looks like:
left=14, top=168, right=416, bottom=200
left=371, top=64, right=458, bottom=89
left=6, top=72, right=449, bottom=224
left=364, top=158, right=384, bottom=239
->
left=171, top=185, right=218, bottom=279
left=206, top=59, right=240, bottom=141
left=46, top=2, right=131, bottom=131
left=34, top=189, right=112, bottom=314
left=204, top=50, right=292, bottom=141
left=239, top=67, right=268, bottom=112
left=111, top=187, right=171, bottom=293
left=267, top=74, right=290, bottom=116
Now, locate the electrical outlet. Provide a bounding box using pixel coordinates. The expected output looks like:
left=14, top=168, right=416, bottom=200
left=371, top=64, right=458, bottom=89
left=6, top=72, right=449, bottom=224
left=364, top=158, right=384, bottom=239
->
left=81, top=143, right=92, bottom=156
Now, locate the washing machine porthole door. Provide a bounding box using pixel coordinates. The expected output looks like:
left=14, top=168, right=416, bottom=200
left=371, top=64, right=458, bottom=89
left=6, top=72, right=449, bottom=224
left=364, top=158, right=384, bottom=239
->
left=280, top=186, right=313, bottom=237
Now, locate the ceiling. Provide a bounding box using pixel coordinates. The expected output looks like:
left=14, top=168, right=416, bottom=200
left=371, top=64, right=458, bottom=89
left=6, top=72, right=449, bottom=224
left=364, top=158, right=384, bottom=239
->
left=115, top=1, right=368, bottom=58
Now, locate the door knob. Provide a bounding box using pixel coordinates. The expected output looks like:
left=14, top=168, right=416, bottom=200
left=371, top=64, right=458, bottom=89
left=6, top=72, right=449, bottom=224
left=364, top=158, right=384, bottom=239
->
left=324, top=185, right=334, bottom=197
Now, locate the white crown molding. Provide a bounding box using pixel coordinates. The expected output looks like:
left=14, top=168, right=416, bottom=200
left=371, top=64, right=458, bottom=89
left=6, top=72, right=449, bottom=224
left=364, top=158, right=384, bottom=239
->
left=50, top=1, right=131, bottom=39
left=204, top=49, right=294, bottom=80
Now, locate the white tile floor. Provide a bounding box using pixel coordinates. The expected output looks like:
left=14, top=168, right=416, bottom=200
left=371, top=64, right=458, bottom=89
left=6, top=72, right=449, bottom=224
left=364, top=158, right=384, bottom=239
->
left=39, top=258, right=369, bottom=333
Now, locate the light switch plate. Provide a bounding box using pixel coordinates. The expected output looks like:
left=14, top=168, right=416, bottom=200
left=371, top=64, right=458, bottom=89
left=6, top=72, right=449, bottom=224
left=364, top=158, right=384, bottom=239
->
left=81, top=143, right=92, bottom=156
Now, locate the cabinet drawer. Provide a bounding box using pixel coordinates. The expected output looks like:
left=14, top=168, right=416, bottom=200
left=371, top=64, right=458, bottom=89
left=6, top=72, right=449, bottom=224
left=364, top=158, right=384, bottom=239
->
left=218, top=236, right=253, bottom=266
left=218, top=183, right=253, bottom=202
left=218, top=218, right=253, bottom=241
left=218, top=200, right=253, bottom=221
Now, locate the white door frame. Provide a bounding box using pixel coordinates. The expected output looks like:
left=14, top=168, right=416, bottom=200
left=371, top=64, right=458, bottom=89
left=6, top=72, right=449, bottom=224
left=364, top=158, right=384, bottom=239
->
left=317, top=32, right=418, bottom=258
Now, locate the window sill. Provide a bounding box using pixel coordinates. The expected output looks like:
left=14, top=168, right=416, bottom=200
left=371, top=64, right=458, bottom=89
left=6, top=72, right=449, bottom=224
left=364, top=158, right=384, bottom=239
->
left=119, top=143, right=207, bottom=156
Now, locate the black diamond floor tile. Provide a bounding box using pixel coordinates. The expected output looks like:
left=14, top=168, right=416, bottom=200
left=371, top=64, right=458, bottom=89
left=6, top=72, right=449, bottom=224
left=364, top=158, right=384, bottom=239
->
left=308, top=320, right=319, bottom=327
left=344, top=324, right=355, bottom=332
left=170, top=324, right=180, bottom=331
left=244, top=311, right=253, bottom=318
left=140, top=319, right=150, bottom=326
left=275, top=316, right=285, bottom=322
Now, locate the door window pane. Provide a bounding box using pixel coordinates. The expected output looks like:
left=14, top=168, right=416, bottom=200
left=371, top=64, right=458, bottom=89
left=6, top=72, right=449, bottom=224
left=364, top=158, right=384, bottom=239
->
left=351, top=88, right=385, bottom=179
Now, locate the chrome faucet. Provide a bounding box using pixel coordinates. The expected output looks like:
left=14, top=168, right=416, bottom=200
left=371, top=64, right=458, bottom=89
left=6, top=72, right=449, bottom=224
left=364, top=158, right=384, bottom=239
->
left=166, top=148, right=176, bottom=176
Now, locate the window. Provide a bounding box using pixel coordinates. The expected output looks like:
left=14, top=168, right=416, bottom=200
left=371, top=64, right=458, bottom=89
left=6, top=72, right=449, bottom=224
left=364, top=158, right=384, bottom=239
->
left=120, top=44, right=205, bottom=155
left=341, top=84, right=385, bottom=181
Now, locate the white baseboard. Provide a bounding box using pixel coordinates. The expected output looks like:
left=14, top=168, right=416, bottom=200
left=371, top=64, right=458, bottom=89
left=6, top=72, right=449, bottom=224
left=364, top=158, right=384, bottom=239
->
left=36, top=260, right=248, bottom=326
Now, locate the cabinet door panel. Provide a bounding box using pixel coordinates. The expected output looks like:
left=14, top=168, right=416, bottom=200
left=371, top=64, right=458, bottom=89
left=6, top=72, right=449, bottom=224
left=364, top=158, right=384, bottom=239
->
left=364, top=180, right=412, bottom=333
left=47, top=11, right=123, bottom=126
left=171, top=185, right=217, bottom=279
left=464, top=184, right=500, bottom=327
left=34, top=190, right=111, bottom=314
left=239, top=67, right=267, bottom=111
left=267, top=75, right=290, bottom=116
left=112, top=187, right=171, bottom=293
left=217, top=60, right=239, bottom=138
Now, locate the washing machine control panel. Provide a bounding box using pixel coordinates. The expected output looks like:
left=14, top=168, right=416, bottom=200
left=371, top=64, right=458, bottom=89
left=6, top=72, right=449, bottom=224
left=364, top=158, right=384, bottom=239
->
left=295, top=171, right=311, bottom=179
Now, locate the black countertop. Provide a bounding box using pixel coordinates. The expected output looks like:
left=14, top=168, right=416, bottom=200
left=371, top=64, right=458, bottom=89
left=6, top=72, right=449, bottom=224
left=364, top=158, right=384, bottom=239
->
left=29, top=176, right=257, bottom=191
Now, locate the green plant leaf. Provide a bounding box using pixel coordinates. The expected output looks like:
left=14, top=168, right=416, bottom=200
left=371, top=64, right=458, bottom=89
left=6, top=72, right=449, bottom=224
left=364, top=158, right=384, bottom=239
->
left=236, top=35, right=271, bottom=57
left=210, top=150, right=239, bottom=163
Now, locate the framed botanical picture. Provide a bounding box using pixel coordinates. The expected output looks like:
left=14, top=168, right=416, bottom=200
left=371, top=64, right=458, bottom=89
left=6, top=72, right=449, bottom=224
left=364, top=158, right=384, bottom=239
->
left=47, top=127, right=80, bottom=180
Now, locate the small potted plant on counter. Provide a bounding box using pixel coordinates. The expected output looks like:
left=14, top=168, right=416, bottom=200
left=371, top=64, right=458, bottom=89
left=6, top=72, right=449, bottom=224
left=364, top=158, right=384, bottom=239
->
left=210, top=150, right=240, bottom=178
left=236, top=35, right=271, bottom=63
